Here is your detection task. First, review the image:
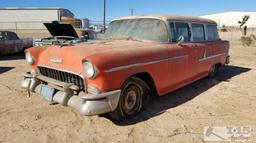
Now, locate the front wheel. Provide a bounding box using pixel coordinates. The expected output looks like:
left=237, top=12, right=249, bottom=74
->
left=109, top=77, right=151, bottom=121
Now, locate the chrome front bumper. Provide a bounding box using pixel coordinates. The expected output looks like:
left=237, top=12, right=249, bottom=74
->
left=21, top=72, right=121, bottom=116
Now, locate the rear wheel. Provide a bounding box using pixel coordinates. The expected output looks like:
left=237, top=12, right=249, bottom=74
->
left=208, top=64, right=220, bottom=78
left=109, top=77, right=151, bottom=121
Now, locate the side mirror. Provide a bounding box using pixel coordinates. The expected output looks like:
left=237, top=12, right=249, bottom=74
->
left=177, top=36, right=185, bottom=46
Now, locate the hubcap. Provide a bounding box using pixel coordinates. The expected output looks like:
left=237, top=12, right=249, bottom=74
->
left=122, top=85, right=142, bottom=115
left=125, top=90, right=137, bottom=110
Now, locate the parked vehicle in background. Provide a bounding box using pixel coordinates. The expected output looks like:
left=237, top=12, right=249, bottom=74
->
left=33, top=21, right=96, bottom=46
left=0, top=31, right=33, bottom=55
left=21, top=14, right=230, bottom=121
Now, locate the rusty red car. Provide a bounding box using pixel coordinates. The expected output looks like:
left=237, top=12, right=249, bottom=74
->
left=0, top=31, right=33, bottom=56
left=21, top=15, right=230, bottom=120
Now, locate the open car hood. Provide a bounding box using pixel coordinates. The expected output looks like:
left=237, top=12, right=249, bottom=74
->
left=44, top=22, right=79, bottom=38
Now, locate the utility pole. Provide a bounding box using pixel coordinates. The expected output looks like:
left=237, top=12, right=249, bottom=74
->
left=130, top=8, right=135, bottom=16
left=103, top=0, right=106, bottom=33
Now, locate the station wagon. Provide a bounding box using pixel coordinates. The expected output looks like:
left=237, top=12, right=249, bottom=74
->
left=21, top=15, right=230, bottom=120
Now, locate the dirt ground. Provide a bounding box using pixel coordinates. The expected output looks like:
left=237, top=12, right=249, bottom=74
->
left=0, top=32, right=256, bottom=143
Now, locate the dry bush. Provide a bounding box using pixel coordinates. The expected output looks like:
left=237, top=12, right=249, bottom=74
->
left=220, top=28, right=228, bottom=32
left=240, top=36, right=253, bottom=46
left=250, top=34, right=256, bottom=40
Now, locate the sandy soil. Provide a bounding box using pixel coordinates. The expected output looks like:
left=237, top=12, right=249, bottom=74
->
left=0, top=36, right=256, bottom=143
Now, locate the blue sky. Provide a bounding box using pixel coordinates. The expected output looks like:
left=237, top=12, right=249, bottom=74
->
left=1, top=0, right=255, bottom=22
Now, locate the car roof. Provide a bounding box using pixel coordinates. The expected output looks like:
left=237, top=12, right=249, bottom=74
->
left=113, top=14, right=217, bottom=25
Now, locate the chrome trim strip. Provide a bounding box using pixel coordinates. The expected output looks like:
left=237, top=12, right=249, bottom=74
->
left=167, top=55, right=188, bottom=61
left=105, top=63, right=142, bottom=73
left=144, top=55, right=188, bottom=65
left=199, top=53, right=226, bottom=62
left=105, top=55, right=188, bottom=72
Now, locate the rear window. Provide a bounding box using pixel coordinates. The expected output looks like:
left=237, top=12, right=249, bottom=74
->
left=207, top=25, right=219, bottom=41
left=192, top=24, right=205, bottom=42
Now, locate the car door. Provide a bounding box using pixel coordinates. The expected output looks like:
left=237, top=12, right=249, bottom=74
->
left=0, top=32, right=12, bottom=54
left=167, top=22, right=196, bottom=91
left=3, top=32, right=16, bottom=54
left=8, top=32, right=23, bottom=53
left=191, top=24, right=211, bottom=77
left=0, top=33, right=5, bottom=55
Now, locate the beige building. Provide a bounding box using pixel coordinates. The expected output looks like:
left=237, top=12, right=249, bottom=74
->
left=0, top=8, right=88, bottom=38
left=200, top=11, right=256, bottom=28
left=0, top=8, right=74, bottom=29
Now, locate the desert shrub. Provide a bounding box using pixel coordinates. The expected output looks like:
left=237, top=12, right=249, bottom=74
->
left=250, top=34, right=256, bottom=40
left=220, top=28, right=227, bottom=32
left=250, top=34, right=256, bottom=46
left=240, top=36, right=253, bottom=46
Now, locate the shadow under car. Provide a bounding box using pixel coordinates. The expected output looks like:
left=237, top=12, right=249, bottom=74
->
left=0, top=52, right=25, bottom=61
left=0, top=67, right=15, bottom=74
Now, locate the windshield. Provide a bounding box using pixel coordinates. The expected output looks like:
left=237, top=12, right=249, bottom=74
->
left=103, top=19, right=169, bottom=42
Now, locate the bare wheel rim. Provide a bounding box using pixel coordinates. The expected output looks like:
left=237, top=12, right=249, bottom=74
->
left=210, top=65, right=216, bottom=76
left=121, top=85, right=142, bottom=116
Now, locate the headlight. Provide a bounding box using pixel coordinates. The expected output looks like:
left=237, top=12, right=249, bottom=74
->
left=25, top=52, right=34, bottom=65
left=83, top=61, right=97, bottom=78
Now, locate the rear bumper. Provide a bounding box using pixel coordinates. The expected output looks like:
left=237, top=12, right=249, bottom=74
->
left=21, top=72, right=121, bottom=116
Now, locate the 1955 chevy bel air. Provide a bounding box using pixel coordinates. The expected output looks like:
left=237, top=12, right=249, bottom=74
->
left=21, top=14, right=230, bottom=120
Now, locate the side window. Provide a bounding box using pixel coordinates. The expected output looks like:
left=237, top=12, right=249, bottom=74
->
left=0, top=32, right=7, bottom=40
left=170, top=22, right=190, bottom=42
left=207, top=25, right=219, bottom=41
left=0, top=32, right=4, bottom=40
left=192, top=24, right=205, bottom=42
left=170, top=23, right=176, bottom=42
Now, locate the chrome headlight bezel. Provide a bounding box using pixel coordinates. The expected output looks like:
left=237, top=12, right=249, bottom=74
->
left=25, top=52, right=34, bottom=65
left=82, top=61, right=97, bottom=79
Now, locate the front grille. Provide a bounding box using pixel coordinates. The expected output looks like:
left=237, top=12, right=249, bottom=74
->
left=38, top=66, right=85, bottom=91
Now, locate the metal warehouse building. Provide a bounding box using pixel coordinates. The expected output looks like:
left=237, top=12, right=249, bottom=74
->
left=0, top=8, right=88, bottom=38
left=200, top=11, right=256, bottom=28
left=0, top=8, right=74, bottom=30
